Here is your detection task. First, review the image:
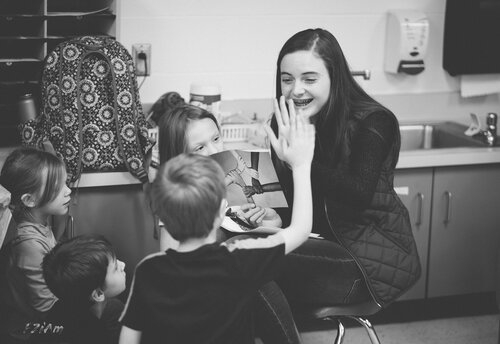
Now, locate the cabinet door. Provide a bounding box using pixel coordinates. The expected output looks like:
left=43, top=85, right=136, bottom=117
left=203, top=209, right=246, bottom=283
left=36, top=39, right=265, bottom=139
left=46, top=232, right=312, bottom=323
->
left=394, top=168, right=433, bottom=300
left=428, top=164, right=500, bottom=297
left=70, top=184, right=160, bottom=278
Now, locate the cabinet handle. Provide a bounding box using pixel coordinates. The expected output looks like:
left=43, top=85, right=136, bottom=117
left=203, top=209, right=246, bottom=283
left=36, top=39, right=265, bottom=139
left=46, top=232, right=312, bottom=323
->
left=444, top=191, right=452, bottom=225
left=415, top=192, right=424, bottom=226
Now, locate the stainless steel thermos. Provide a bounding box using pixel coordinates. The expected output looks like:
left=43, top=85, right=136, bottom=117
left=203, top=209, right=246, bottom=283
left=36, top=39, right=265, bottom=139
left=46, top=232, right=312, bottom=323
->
left=17, top=93, right=37, bottom=123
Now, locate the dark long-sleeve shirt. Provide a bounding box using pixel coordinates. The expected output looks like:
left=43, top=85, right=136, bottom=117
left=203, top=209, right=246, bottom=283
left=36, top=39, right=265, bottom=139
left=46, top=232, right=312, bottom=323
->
left=273, top=111, right=398, bottom=241
left=311, top=111, right=396, bottom=209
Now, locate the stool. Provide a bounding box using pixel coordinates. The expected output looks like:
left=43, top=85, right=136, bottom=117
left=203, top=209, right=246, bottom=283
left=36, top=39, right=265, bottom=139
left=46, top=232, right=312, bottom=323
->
left=307, top=299, right=382, bottom=344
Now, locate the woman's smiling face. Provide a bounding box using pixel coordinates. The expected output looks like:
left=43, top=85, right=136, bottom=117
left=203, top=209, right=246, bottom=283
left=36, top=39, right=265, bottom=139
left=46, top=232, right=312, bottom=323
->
left=280, top=50, right=331, bottom=119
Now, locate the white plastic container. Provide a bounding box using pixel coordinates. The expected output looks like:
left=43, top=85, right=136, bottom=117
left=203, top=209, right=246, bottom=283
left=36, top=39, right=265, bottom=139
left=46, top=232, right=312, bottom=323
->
left=189, top=84, right=221, bottom=122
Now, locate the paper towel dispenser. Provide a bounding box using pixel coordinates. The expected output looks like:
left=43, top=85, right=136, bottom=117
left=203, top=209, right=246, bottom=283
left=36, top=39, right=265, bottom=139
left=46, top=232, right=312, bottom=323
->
left=443, top=0, right=500, bottom=76
left=384, top=10, right=429, bottom=75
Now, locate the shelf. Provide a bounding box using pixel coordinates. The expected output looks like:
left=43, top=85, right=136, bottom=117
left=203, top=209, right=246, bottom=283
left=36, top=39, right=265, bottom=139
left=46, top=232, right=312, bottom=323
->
left=0, top=12, right=114, bottom=19
left=0, top=37, right=45, bottom=40
left=0, top=16, right=44, bottom=37
left=0, top=103, right=20, bottom=125
left=0, top=0, right=117, bottom=148
left=47, top=0, right=114, bottom=13
left=47, top=16, right=115, bottom=37
left=0, top=3, right=43, bottom=16
left=46, top=9, right=114, bottom=17
left=0, top=81, right=39, bottom=91
left=0, top=82, right=41, bottom=103
left=0, top=58, right=42, bottom=62
left=0, top=14, right=44, bottom=19
left=45, top=34, right=114, bottom=41
left=0, top=126, right=21, bottom=146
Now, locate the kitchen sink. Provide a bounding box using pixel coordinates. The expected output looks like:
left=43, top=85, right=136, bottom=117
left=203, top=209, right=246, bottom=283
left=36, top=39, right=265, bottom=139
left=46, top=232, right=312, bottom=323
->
left=399, top=121, right=487, bottom=151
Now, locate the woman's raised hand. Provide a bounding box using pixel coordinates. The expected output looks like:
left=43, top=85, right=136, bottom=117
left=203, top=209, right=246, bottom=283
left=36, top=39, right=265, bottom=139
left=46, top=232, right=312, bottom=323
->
left=264, top=96, right=315, bottom=168
left=265, top=96, right=294, bottom=161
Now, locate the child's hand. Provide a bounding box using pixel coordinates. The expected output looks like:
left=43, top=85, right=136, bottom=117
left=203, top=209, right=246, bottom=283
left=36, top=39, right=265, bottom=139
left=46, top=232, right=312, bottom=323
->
left=265, top=97, right=315, bottom=169
left=238, top=204, right=282, bottom=228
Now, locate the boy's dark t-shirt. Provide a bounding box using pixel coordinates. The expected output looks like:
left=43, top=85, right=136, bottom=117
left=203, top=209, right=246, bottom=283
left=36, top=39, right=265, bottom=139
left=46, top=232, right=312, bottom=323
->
left=120, top=236, right=286, bottom=344
left=31, top=297, right=124, bottom=344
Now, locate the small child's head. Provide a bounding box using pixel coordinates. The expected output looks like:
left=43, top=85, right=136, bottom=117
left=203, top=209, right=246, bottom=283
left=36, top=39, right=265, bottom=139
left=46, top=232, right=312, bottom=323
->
left=42, top=234, right=126, bottom=307
left=151, top=153, right=226, bottom=242
left=157, top=104, right=222, bottom=163
left=148, top=91, right=186, bottom=126
left=0, top=147, right=70, bottom=222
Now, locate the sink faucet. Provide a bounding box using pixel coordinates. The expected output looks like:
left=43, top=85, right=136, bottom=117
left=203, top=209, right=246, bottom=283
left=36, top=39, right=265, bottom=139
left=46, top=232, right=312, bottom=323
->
left=468, top=112, right=498, bottom=146
left=485, top=112, right=497, bottom=146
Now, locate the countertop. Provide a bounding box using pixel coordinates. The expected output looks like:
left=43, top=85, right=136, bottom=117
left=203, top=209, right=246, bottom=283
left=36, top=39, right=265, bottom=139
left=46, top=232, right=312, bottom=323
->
left=2, top=138, right=500, bottom=187
left=397, top=145, right=500, bottom=169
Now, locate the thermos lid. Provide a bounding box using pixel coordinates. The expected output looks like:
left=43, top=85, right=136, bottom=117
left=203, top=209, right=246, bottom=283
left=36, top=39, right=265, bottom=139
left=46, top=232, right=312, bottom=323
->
left=189, top=84, right=220, bottom=96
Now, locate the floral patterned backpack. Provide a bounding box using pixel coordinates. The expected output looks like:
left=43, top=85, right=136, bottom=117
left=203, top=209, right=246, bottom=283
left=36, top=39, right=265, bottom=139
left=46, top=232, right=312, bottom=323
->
left=20, top=36, right=153, bottom=185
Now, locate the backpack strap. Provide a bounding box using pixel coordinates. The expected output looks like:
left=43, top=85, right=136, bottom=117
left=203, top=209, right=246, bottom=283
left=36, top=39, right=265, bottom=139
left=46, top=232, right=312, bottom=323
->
left=71, top=37, right=150, bottom=184
left=43, top=40, right=81, bottom=183
left=101, top=38, right=149, bottom=184
left=58, top=38, right=86, bottom=183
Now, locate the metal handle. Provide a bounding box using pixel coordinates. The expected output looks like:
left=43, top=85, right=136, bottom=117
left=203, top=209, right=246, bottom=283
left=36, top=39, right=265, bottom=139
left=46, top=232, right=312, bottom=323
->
left=487, top=112, right=497, bottom=127
left=350, top=70, right=371, bottom=80
left=444, top=191, right=452, bottom=224
left=415, top=192, right=424, bottom=226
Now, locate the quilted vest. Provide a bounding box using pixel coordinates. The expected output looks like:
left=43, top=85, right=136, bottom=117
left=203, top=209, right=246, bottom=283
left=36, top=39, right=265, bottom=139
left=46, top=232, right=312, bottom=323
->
left=272, top=110, right=421, bottom=307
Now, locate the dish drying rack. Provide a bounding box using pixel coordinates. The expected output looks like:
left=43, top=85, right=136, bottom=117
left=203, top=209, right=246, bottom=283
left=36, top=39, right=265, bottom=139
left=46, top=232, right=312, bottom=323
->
left=219, top=111, right=269, bottom=148
left=221, top=122, right=260, bottom=142
left=147, top=115, right=269, bottom=154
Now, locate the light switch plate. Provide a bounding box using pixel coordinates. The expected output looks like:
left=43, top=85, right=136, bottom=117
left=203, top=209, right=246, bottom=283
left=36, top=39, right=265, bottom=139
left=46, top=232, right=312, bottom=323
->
left=132, top=43, right=151, bottom=76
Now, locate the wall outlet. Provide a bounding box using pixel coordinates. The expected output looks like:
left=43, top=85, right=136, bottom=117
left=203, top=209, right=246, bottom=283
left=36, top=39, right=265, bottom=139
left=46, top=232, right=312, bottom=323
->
left=132, top=43, right=151, bottom=76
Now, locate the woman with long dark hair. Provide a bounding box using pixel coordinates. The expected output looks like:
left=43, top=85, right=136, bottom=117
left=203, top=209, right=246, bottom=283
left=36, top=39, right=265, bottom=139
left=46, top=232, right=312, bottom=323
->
left=267, top=28, right=421, bottom=310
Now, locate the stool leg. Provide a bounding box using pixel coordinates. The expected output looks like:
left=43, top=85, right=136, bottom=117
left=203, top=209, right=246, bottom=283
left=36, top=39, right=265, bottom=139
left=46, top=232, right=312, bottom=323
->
left=334, top=318, right=345, bottom=344
left=350, top=316, right=381, bottom=344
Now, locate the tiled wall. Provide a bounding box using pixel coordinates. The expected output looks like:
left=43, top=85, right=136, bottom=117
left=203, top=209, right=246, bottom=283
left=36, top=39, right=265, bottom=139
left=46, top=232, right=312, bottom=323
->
left=120, top=0, right=500, bottom=122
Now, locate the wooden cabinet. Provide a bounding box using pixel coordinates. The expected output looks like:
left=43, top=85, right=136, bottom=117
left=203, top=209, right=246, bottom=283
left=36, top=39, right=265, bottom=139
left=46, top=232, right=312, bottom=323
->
left=394, top=168, right=433, bottom=300
left=0, top=0, right=117, bottom=147
left=395, top=164, right=500, bottom=300
left=427, top=164, right=500, bottom=298
left=69, top=184, right=159, bottom=279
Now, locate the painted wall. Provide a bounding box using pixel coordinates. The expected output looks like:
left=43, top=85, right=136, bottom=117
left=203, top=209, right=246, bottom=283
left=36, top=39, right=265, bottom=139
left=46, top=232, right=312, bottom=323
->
left=120, top=0, right=500, bottom=122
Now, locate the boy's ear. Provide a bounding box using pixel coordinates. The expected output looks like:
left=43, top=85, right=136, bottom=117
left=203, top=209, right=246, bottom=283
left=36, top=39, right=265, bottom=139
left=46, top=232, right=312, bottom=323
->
left=218, top=198, right=227, bottom=219
left=212, top=198, right=227, bottom=230
left=90, top=288, right=105, bottom=303
left=20, top=193, right=36, bottom=208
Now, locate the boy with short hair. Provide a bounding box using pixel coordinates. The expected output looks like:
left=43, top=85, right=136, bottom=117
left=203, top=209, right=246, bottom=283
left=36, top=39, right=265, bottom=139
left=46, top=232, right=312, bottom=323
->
left=119, top=114, right=315, bottom=344
left=38, top=234, right=126, bottom=344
